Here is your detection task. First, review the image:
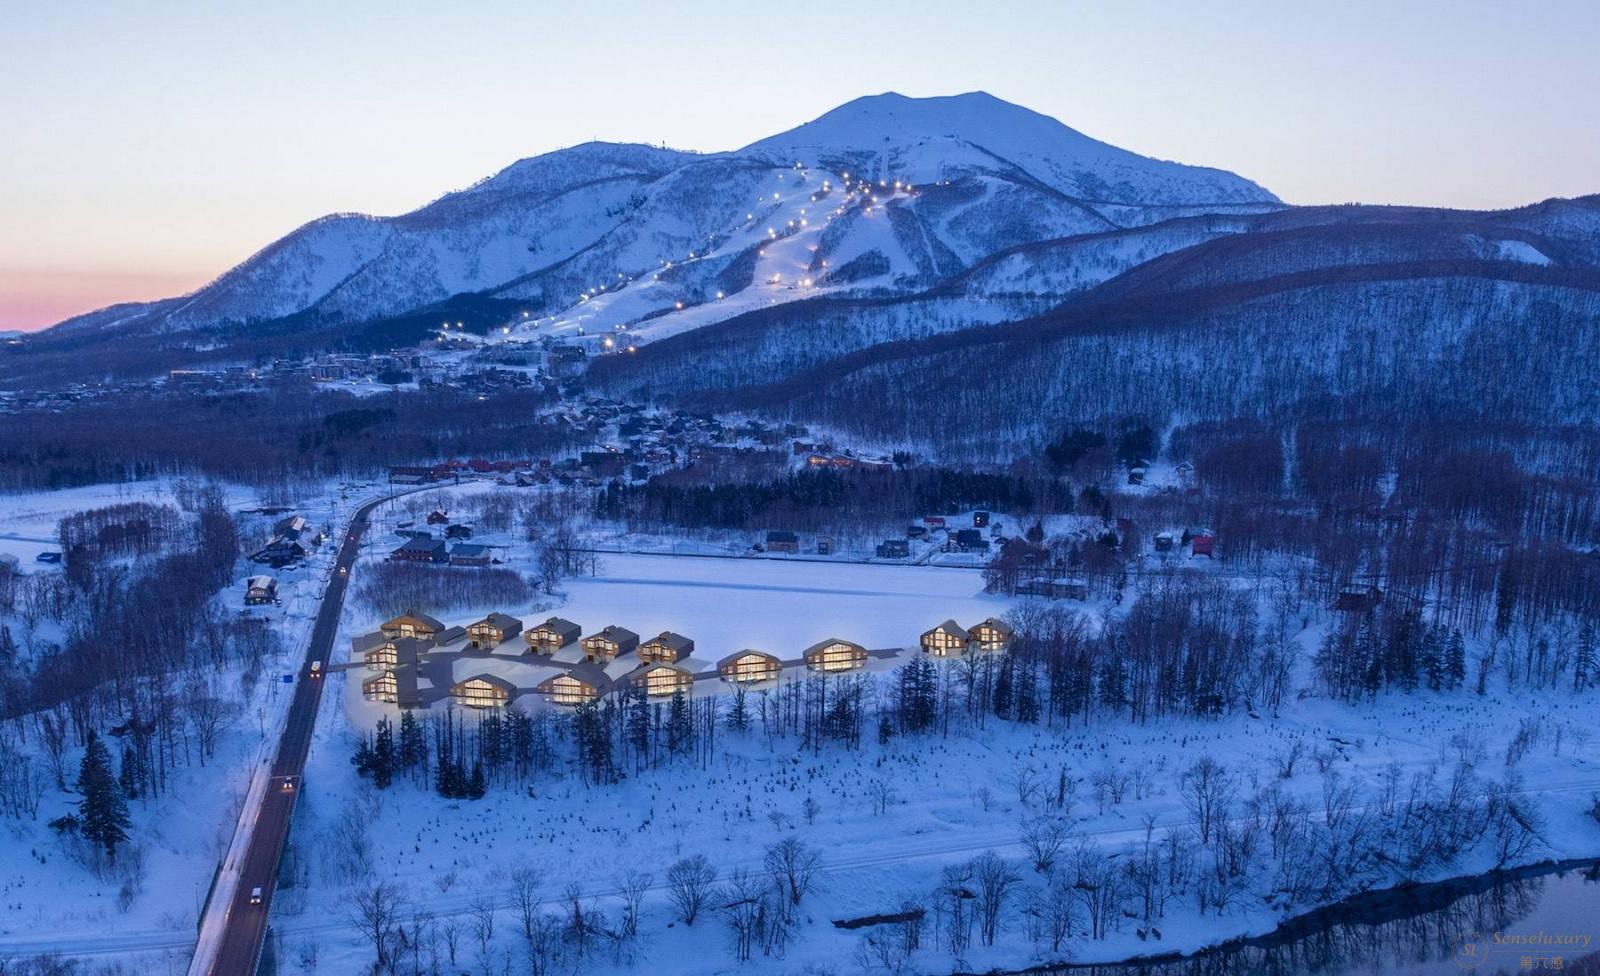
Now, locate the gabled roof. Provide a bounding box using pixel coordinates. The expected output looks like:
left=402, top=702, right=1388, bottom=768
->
left=533, top=616, right=581, bottom=636
left=472, top=612, right=523, bottom=632
left=245, top=575, right=277, bottom=590
left=537, top=664, right=612, bottom=695
left=435, top=625, right=467, bottom=646
left=453, top=673, right=516, bottom=694
left=644, top=631, right=693, bottom=652
left=394, top=537, right=447, bottom=556
left=970, top=617, right=1012, bottom=637
left=802, top=637, right=867, bottom=659
left=587, top=625, right=639, bottom=645
left=384, top=609, right=446, bottom=631
left=351, top=631, right=389, bottom=655
left=717, top=648, right=781, bottom=669
left=924, top=619, right=970, bottom=640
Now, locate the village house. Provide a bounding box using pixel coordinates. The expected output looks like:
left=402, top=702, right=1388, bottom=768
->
left=244, top=575, right=278, bottom=606
left=525, top=617, right=582, bottom=654
left=1333, top=585, right=1384, bottom=614
left=803, top=638, right=868, bottom=673
left=381, top=610, right=446, bottom=641
left=250, top=535, right=307, bottom=568
left=920, top=620, right=971, bottom=657
left=581, top=625, right=640, bottom=662
left=639, top=631, right=695, bottom=664
left=1191, top=534, right=1216, bottom=558
left=968, top=617, right=1013, bottom=652
left=627, top=662, right=696, bottom=698
left=450, top=673, right=516, bottom=709
left=449, top=543, right=492, bottom=567
left=426, top=510, right=450, bottom=525
left=445, top=523, right=473, bottom=540
left=765, top=530, right=800, bottom=554
left=718, top=649, right=783, bottom=684
left=876, top=539, right=911, bottom=559
left=535, top=663, right=612, bottom=706
left=466, top=613, right=523, bottom=649
left=391, top=537, right=448, bottom=563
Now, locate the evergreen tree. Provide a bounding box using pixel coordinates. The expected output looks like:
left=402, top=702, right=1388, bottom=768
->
left=727, top=687, right=749, bottom=732
left=1446, top=629, right=1468, bottom=689
left=352, top=736, right=376, bottom=779
left=626, top=682, right=651, bottom=767
left=467, top=762, right=487, bottom=800
left=398, top=710, right=426, bottom=780
left=372, top=716, right=395, bottom=789
left=1574, top=625, right=1594, bottom=692
left=991, top=655, right=1015, bottom=719
left=77, top=731, right=131, bottom=863
left=667, top=690, right=693, bottom=756
left=118, top=743, right=140, bottom=800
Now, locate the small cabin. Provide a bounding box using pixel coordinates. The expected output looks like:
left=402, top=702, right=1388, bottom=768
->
left=766, top=530, right=800, bottom=554
left=632, top=662, right=696, bottom=698
left=244, top=575, right=278, bottom=606
left=449, top=543, right=492, bottom=567
left=1333, top=586, right=1384, bottom=614
left=1191, top=535, right=1216, bottom=559
left=381, top=610, right=445, bottom=641
left=426, top=510, right=450, bottom=525
left=803, top=638, right=868, bottom=673
left=450, top=673, right=515, bottom=709
left=525, top=616, right=582, bottom=654
left=718, top=649, right=783, bottom=684
left=535, top=665, right=612, bottom=706
left=581, top=625, right=640, bottom=662
left=876, top=539, right=910, bottom=559
left=920, top=620, right=970, bottom=657
left=968, top=618, right=1012, bottom=652
left=467, top=613, right=523, bottom=648
left=640, top=631, right=695, bottom=664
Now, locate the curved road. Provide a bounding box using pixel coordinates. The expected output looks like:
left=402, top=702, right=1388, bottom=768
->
left=198, top=490, right=398, bottom=976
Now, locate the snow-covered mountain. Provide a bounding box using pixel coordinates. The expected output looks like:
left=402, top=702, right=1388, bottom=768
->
left=46, top=92, right=1279, bottom=347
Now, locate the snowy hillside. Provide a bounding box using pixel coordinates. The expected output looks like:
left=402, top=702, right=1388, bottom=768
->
left=44, top=92, right=1281, bottom=350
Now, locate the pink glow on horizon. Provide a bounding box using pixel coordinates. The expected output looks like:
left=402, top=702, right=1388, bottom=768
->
left=0, top=270, right=210, bottom=332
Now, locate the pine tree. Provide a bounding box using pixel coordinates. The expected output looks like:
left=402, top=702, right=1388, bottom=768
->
left=727, top=687, right=749, bottom=732
left=877, top=711, right=893, bottom=746
left=626, top=683, right=651, bottom=768
left=1574, top=625, right=1595, bottom=693
left=467, top=762, right=487, bottom=800
left=1446, top=630, right=1467, bottom=689
left=667, top=690, right=692, bottom=756
left=77, top=731, right=131, bottom=863
left=398, top=710, right=426, bottom=781
left=372, top=716, right=395, bottom=789
left=118, top=743, right=140, bottom=800
left=352, top=736, right=376, bottom=779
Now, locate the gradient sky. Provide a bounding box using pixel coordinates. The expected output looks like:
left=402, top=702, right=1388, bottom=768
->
left=4, top=0, right=1597, bottom=331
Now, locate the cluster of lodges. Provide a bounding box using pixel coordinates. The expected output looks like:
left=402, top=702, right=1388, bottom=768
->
left=354, top=609, right=887, bottom=712
left=918, top=617, right=1014, bottom=656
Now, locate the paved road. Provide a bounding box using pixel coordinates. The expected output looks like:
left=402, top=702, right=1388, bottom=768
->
left=199, top=492, right=393, bottom=976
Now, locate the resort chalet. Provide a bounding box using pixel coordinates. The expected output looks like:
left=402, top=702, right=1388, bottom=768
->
left=466, top=613, right=523, bottom=648
left=968, top=617, right=1013, bottom=652
left=535, top=664, right=612, bottom=706
left=581, top=625, right=639, bottom=662
left=803, top=638, right=868, bottom=673
left=450, top=673, right=515, bottom=709
left=717, top=649, right=783, bottom=684
left=381, top=610, right=446, bottom=641
left=639, top=631, right=695, bottom=663
left=358, top=635, right=429, bottom=670
left=628, top=662, right=696, bottom=697
left=525, top=617, right=582, bottom=654
left=362, top=667, right=426, bottom=707
left=920, top=620, right=970, bottom=656
left=244, top=575, right=278, bottom=605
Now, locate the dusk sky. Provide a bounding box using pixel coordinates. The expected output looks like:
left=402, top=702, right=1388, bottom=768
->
left=3, top=1, right=1597, bottom=332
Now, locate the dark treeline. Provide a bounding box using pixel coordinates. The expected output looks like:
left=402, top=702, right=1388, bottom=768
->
left=0, top=380, right=571, bottom=492
left=596, top=465, right=1075, bottom=533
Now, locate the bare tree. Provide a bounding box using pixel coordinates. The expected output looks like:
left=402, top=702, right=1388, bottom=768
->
left=970, top=851, right=1020, bottom=946
left=666, top=854, right=718, bottom=925
left=348, top=881, right=406, bottom=972
left=468, top=895, right=496, bottom=967
left=1019, top=816, right=1072, bottom=873
left=1181, top=756, right=1234, bottom=846
left=764, top=837, right=823, bottom=907
left=618, top=869, right=651, bottom=940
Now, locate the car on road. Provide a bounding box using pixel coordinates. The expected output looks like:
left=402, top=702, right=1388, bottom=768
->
left=309, top=661, right=323, bottom=677
left=248, top=886, right=263, bottom=905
